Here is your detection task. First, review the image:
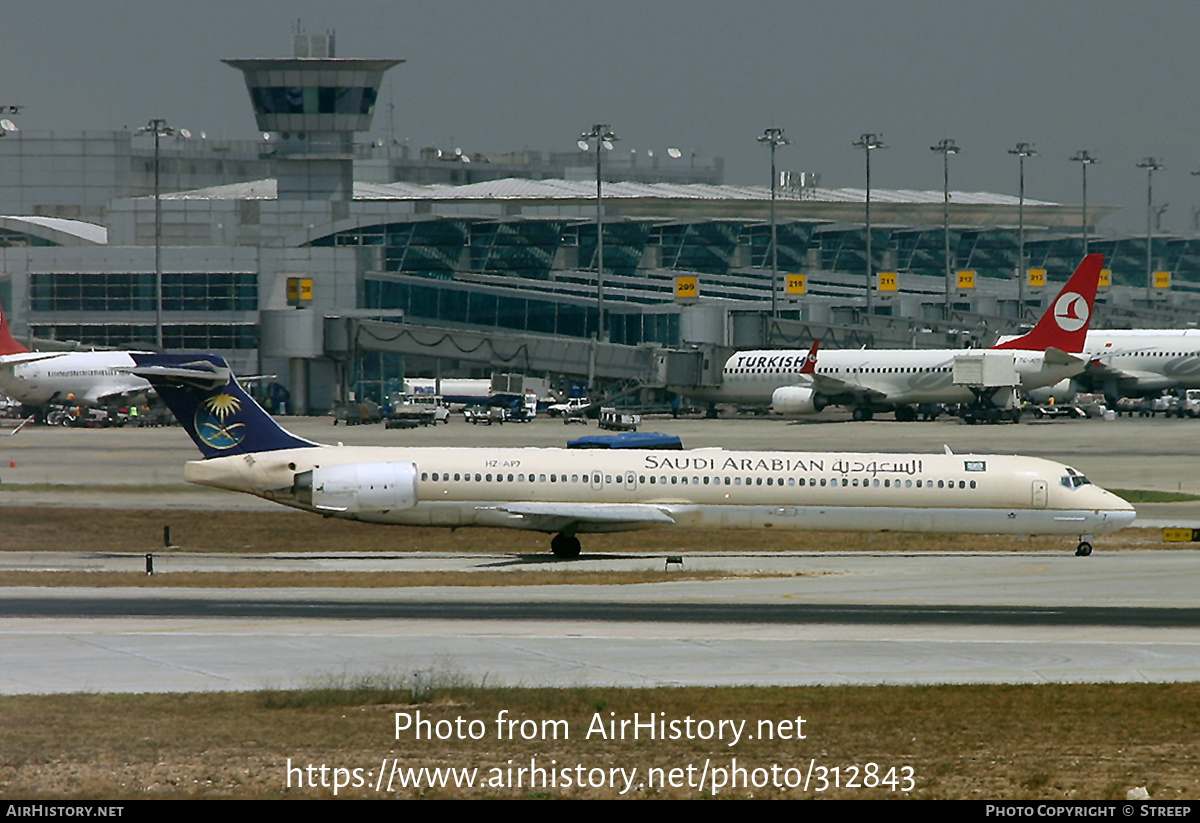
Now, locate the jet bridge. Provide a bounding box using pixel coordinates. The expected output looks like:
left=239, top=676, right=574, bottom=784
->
left=325, top=316, right=673, bottom=387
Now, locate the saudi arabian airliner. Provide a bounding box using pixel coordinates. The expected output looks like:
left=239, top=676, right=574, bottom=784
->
left=689, top=254, right=1102, bottom=422
left=130, top=352, right=1134, bottom=558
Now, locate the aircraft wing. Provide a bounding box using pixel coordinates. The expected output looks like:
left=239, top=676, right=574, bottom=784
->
left=1080, top=359, right=1168, bottom=392
left=1043, top=347, right=1085, bottom=368
left=1084, top=357, right=1136, bottom=381
left=806, top=372, right=890, bottom=402
left=74, top=378, right=154, bottom=405
left=493, top=502, right=676, bottom=532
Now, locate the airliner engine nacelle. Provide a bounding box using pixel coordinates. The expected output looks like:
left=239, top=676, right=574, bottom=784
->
left=1026, top=378, right=1076, bottom=406
left=772, top=385, right=822, bottom=415
left=293, top=462, right=419, bottom=513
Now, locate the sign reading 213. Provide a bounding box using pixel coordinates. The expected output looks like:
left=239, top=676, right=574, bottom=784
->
left=195, top=393, right=246, bottom=450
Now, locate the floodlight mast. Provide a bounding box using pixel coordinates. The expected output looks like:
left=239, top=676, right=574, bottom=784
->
left=1009, top=142, right=1037, bottom=315
left=580, top=124, right=617, bottom=341
left=757, top=127, right=790, bottom=319
left=853, top=133, right=887, bottom=315
left=1070, top=150, right=1098, bottom=256
left=1137, top=156, right=1166, bottom=300
left=931, top=138, right=960, bottom=315
left=137, top=118, right=176, bottom=350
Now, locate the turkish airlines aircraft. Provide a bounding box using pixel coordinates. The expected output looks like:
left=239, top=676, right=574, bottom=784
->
left=1004, top=329, right=1200, bottom=403
left=696, top=255, right=1102, bottom=421
left=0, top=300, right=150, bottom=407
left=1082, top=330, right=1200, bottom=398
left=130, top=352, right=1134, bottom=558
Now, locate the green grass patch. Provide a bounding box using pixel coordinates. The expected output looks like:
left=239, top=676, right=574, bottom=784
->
left=1109, top=488, right=1200, bottom=503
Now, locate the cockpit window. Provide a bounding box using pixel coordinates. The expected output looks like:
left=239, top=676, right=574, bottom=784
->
left=1060, top=467, right=1091, bottom=489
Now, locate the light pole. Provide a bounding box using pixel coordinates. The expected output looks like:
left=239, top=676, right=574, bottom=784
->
left=1070, top=150, right=1097, bottom=256
left=1192, top=171, right=1200, bottom=231
left=758, top=127, right=790, bottom=318
left=1137, top=157, right=1165, bottom=300
left=931, top=138, right=960, bottom=315
left=138, top=118, right=174, bottom=349
left=579, top=124, right=617, bottom=341
left=1008, top=142, right=1037, bottom=316
left=853, top=133, right=886, bottom=315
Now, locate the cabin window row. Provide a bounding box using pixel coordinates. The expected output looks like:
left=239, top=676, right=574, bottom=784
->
left=729, top=366, right=953, bottom=375
left=419, top=471, right=977, bottom=490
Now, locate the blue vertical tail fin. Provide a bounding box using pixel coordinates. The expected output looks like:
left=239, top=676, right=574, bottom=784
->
left=131, top=353, right=319, bottom=459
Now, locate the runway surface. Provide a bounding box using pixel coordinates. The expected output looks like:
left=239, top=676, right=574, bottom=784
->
left=2, top=549, right=1199, bottom=693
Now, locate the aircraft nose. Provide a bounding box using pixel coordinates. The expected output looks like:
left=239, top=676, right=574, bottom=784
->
left=1098, top=488, right=1137, bottom=527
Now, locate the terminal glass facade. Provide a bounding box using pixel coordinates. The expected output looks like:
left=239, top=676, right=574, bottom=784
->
left=30, top=272, right=258, bottom=312
left=0, top=228, right=58, bottom=248
left=363, top=274, right=679, bottom=347
left=317, top=215, right=1200, bottom=307
left=29, top=323, right=257, bottom=349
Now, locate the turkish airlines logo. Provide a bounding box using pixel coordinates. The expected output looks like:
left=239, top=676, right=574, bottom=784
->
left=1053, top=292, right=1089, bottom=332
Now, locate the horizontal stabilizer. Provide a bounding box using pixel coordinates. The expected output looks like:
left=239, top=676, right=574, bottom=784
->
left=130, top=361, right=232, bottom=391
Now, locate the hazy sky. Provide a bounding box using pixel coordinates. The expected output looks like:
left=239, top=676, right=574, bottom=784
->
left=5, top=1, right=1200, bottom=233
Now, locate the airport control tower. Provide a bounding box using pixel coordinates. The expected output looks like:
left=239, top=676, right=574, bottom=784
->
left=224, top=34, right=401, bottom=200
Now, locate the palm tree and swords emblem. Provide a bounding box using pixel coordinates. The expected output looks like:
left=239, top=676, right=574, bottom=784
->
left=195, top=392, right=246, bottom=450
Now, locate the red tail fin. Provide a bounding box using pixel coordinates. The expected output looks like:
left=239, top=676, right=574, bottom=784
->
left=799, top=339, right=820, bottom=374
left=0, top=299, right=30, bottom=356
left=992, top=254, right=1102, bottom=353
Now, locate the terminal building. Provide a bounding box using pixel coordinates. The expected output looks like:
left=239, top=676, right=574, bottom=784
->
left=1, top=34, right=1198, bottom=411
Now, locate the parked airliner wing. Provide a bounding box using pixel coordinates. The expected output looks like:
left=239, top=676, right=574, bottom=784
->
left=1081, top=358, right=1161, bottom=391
left=1042, top=347, right=1084, bottom=368
left=805, top=371, right=889, bottom=401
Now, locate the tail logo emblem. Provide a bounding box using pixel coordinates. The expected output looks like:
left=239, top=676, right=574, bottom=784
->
left=195, top=393, right=246, bottom=450
left=1053, top=292, right=1089, bottom=333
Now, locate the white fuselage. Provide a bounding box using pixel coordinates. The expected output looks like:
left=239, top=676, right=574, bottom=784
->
left=0, top=350, right=149, bottom=406
left=1083, top=330, right=1200, bottom=393
left=694, top=348, right=1081, bottom=408
left=184, top=445, right=1134, bottom=538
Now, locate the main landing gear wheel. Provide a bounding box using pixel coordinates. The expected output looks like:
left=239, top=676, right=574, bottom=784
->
left=551, top=533, right=581, bottom=559
left=852, top=407, right=874, bottom=421
left=1075, top=541, right=1093, bottom=557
